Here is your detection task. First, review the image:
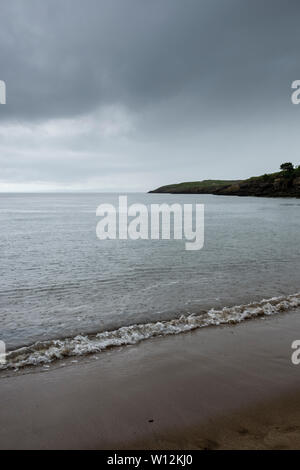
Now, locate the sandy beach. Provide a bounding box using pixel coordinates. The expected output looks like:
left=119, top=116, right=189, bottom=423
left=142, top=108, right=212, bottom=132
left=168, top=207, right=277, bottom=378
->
left=1, top=309, right=300, bottom=449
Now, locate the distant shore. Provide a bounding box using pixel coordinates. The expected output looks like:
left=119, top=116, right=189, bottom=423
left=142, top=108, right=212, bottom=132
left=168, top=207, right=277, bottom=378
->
left=1, top=309, right=300, bottom=449
left=150, top=168, right=300, bottom=198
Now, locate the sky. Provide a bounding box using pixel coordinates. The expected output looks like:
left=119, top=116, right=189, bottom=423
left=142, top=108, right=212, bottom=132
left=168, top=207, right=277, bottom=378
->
left=0, top=0, right=300, bottom=192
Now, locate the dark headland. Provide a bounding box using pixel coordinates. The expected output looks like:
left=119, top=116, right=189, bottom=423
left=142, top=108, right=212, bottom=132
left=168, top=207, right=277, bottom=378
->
left=149, top=162, right=300, bottom=198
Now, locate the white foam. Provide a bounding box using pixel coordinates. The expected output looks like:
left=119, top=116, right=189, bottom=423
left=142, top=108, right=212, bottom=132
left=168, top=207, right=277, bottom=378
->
left=2, top=292, right=300, bottom=371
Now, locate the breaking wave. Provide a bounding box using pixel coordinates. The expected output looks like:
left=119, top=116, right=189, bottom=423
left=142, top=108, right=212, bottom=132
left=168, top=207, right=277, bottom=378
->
left=2, top=292, right=300, bottom=371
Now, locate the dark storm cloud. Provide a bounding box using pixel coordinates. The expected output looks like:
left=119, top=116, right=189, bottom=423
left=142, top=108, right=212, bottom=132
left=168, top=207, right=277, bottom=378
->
left=0, top=0, right=300, bottom=190
left=1, top=0, right=299, bottom=121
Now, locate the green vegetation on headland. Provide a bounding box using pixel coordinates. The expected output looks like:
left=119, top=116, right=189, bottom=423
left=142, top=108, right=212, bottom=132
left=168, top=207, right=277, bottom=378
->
left=149, top=163, right=300, bottom=198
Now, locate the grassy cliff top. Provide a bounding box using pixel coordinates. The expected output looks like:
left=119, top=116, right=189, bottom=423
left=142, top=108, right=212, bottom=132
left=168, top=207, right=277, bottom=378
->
left=149, top=179, right=240, bottom=193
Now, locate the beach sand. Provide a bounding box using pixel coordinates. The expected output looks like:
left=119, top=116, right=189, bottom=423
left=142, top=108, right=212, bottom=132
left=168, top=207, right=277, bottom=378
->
left=1, top=309, right=300, bottom=449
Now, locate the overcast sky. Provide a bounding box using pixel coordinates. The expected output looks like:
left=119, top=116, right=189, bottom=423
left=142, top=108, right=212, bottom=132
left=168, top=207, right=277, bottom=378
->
left=0, top=0, right=300, bottom=192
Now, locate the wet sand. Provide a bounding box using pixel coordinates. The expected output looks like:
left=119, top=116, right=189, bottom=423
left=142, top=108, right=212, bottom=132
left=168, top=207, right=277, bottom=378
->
left=1, top=309, right=300, bottom=449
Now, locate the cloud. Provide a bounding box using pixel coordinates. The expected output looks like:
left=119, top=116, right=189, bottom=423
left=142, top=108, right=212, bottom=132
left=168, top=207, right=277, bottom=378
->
left=0, top=0, right=300, bottom=190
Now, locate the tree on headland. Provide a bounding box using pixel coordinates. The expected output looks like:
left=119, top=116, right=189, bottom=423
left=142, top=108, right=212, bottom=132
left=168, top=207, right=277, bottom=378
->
left=280, top=162, right=294, bottom=173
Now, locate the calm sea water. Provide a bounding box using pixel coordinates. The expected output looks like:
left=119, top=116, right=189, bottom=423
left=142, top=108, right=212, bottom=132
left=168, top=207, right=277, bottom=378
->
left=1, top=193, right=300, bottom=350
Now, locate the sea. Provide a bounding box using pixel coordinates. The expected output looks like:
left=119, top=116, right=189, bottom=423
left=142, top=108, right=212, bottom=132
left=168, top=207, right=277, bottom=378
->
left=1, top=192, right=300, bottom=369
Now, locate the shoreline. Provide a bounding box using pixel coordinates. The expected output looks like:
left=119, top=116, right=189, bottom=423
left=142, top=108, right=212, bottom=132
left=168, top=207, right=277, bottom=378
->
left=3, top=292, right=300, bottom=372
left=1, top=309, right=300, bottom=449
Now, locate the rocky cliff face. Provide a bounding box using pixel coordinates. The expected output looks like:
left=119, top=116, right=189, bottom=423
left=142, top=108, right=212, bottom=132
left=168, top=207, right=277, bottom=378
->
left=215, top=175, right=300, bottom=197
